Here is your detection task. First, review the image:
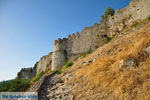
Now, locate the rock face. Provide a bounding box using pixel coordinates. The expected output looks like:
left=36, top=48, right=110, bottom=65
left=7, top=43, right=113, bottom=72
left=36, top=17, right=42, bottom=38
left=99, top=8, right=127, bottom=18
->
left=52, top=0, right=150, bottom=70
left=17, top=64, right=37, bottom=79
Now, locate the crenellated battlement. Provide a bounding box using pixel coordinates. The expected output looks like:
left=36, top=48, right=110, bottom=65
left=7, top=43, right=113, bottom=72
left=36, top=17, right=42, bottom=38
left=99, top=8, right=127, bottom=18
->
left=54, top=38, right=68, bottom=45
left=51, top=0, right=150, bottom=70
left=76, top=32, right=80, bottom=37
left=17, top=0, right=150, bottom=75
left=17, top=0, right=150, bottom=78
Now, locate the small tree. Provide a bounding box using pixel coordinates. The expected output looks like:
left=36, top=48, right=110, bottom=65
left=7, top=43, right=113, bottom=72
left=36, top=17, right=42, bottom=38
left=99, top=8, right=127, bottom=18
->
left=105, top=7, right=115, bottom=18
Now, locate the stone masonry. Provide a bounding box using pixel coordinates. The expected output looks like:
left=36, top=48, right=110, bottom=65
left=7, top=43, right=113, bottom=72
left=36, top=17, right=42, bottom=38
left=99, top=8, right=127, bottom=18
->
left=52, top=0, right=150, bottom=70
left=18, top=0, right=150, bottom=78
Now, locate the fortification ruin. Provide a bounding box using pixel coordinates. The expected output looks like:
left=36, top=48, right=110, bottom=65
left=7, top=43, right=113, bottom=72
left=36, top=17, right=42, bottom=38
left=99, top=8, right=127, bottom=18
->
left=18, top=0, right=150, bottom=79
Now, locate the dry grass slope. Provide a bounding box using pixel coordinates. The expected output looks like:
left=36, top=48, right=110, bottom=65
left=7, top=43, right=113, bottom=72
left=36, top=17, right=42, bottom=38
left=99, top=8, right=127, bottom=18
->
left=66, top=23, right=150, bottom=100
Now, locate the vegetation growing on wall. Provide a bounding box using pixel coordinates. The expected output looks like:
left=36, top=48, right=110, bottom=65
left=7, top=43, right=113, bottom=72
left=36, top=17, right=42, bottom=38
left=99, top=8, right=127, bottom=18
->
left=103, top=36, right=112, bottom=45
left=105, top=7, right=115, bottom=17
left=102, top=7, right=115, bottom=19
left=64, top=60, right=73, bottom=69
left=30, top=71, right=44, bottom=84
left=56, top=68, right=64, bottom=74
left=125, top=16, right=150, bottom=32
left=77, top=50, right=93, bottom=59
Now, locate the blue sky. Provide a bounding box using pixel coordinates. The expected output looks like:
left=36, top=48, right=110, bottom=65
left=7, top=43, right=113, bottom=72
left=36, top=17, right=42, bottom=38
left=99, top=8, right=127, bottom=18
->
left=0, top=0, right=131, bottom=81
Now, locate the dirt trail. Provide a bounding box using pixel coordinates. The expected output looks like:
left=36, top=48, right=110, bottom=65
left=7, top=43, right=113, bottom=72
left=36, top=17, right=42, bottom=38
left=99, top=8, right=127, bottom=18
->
left=38, top=72, right=74, bottom=100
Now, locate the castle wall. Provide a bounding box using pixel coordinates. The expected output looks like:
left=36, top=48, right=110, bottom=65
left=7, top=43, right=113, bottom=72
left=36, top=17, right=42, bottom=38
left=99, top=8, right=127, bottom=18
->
left=52, top=38, right=70, bottom=70
left=18, top=0, right=150, bottom=74
left=105, top=0, right=150, bottom=37
left=36, top=52, right=53, bottom=73
left=17, top=63, right=37, bottom=79
left=17, top=52, right=53, bottom=79
left=52, top=0, right=150, bottom=71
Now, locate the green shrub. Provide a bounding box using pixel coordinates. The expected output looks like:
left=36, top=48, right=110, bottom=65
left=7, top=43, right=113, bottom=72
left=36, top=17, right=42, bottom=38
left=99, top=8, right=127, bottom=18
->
left=31, top=71, right=44, bottom=84
left=87, top=50, right=92, bottom=54
left=131, top=21, right=139, bottom=27
left=56, top=69, right=64, bottom=74
left=47, top=69, right=53, bottom=74
left=64, top=60, right=73, bottom=69
left=103, top=36, right=111, bottom=45
left=147, top=16, right=150, bottom=21
left=105, top=7, right=115, bottom=18
left=0, top=79, right=30, bottom=92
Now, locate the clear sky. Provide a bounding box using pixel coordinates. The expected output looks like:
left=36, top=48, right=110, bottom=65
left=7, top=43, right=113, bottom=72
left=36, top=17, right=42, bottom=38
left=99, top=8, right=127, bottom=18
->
left=0, top=0, right=131, bottom=81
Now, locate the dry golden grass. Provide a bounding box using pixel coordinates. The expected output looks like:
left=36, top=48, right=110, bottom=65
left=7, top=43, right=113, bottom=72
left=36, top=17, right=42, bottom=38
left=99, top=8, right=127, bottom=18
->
left=65, top=23, right=150, bottom=100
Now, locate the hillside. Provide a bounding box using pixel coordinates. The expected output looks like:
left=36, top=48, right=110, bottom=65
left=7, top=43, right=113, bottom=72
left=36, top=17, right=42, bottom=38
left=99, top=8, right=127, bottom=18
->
left=27, top=22, right=150, bottom=100
left=64, top=23, right=150, bottom=100
left=11, top=0, right=150, bottom=99
left=17, top=0, right=150, bottom=80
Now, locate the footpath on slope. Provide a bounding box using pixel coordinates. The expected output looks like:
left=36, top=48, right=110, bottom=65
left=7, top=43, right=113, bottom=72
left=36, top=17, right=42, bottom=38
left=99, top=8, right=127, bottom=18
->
left=29, top=71, right=74, bottom=100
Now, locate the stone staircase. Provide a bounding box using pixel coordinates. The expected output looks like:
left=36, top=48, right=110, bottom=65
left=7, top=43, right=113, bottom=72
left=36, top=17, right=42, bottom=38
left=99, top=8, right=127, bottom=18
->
left=28, top=71, right=74, bottom=100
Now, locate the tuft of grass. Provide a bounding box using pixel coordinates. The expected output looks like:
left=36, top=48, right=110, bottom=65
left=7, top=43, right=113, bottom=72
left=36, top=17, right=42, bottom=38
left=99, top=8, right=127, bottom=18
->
left=131, top=21, right=139, bottom=27
left=46, top=69, right=53, bottom=74
left=56, top=69, right=64, bottom=74
left=76, top=50, right=93, bottom=59
left=64, top=60, right=73, bottom=69
left=147, top=16, right=150, bottom=21
left=103, top=36, right=111, bottom=45
left=30, top=71, right=44, bottom=84
left=125, top=16, right=150, bottom=32
left=87, top=50, right=92, bottom=54
left=131, top=16, right=150, bottom=28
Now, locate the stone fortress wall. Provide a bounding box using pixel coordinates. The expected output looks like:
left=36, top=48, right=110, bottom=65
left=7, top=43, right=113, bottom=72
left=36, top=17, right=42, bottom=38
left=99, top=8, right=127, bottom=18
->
left=17, top=64, right=37, bottom=79
left=18, top=0, right=150, bottom=79
left=36, top=52, right=53, bottom=73
left=17, top=53, right=53, bottom=79
left=52, top=0, right=150, bottom=70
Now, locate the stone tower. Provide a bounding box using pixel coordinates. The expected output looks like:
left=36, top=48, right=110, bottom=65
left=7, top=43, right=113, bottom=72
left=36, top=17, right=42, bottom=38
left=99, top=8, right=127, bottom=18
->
left=52, top=38, right=68, bottom=70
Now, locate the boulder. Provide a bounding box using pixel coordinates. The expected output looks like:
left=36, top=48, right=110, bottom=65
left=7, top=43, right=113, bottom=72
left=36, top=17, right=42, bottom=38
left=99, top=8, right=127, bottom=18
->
left=126, top=58, right=137, bottom=68
left=144, top=46, right=150, bottom=54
